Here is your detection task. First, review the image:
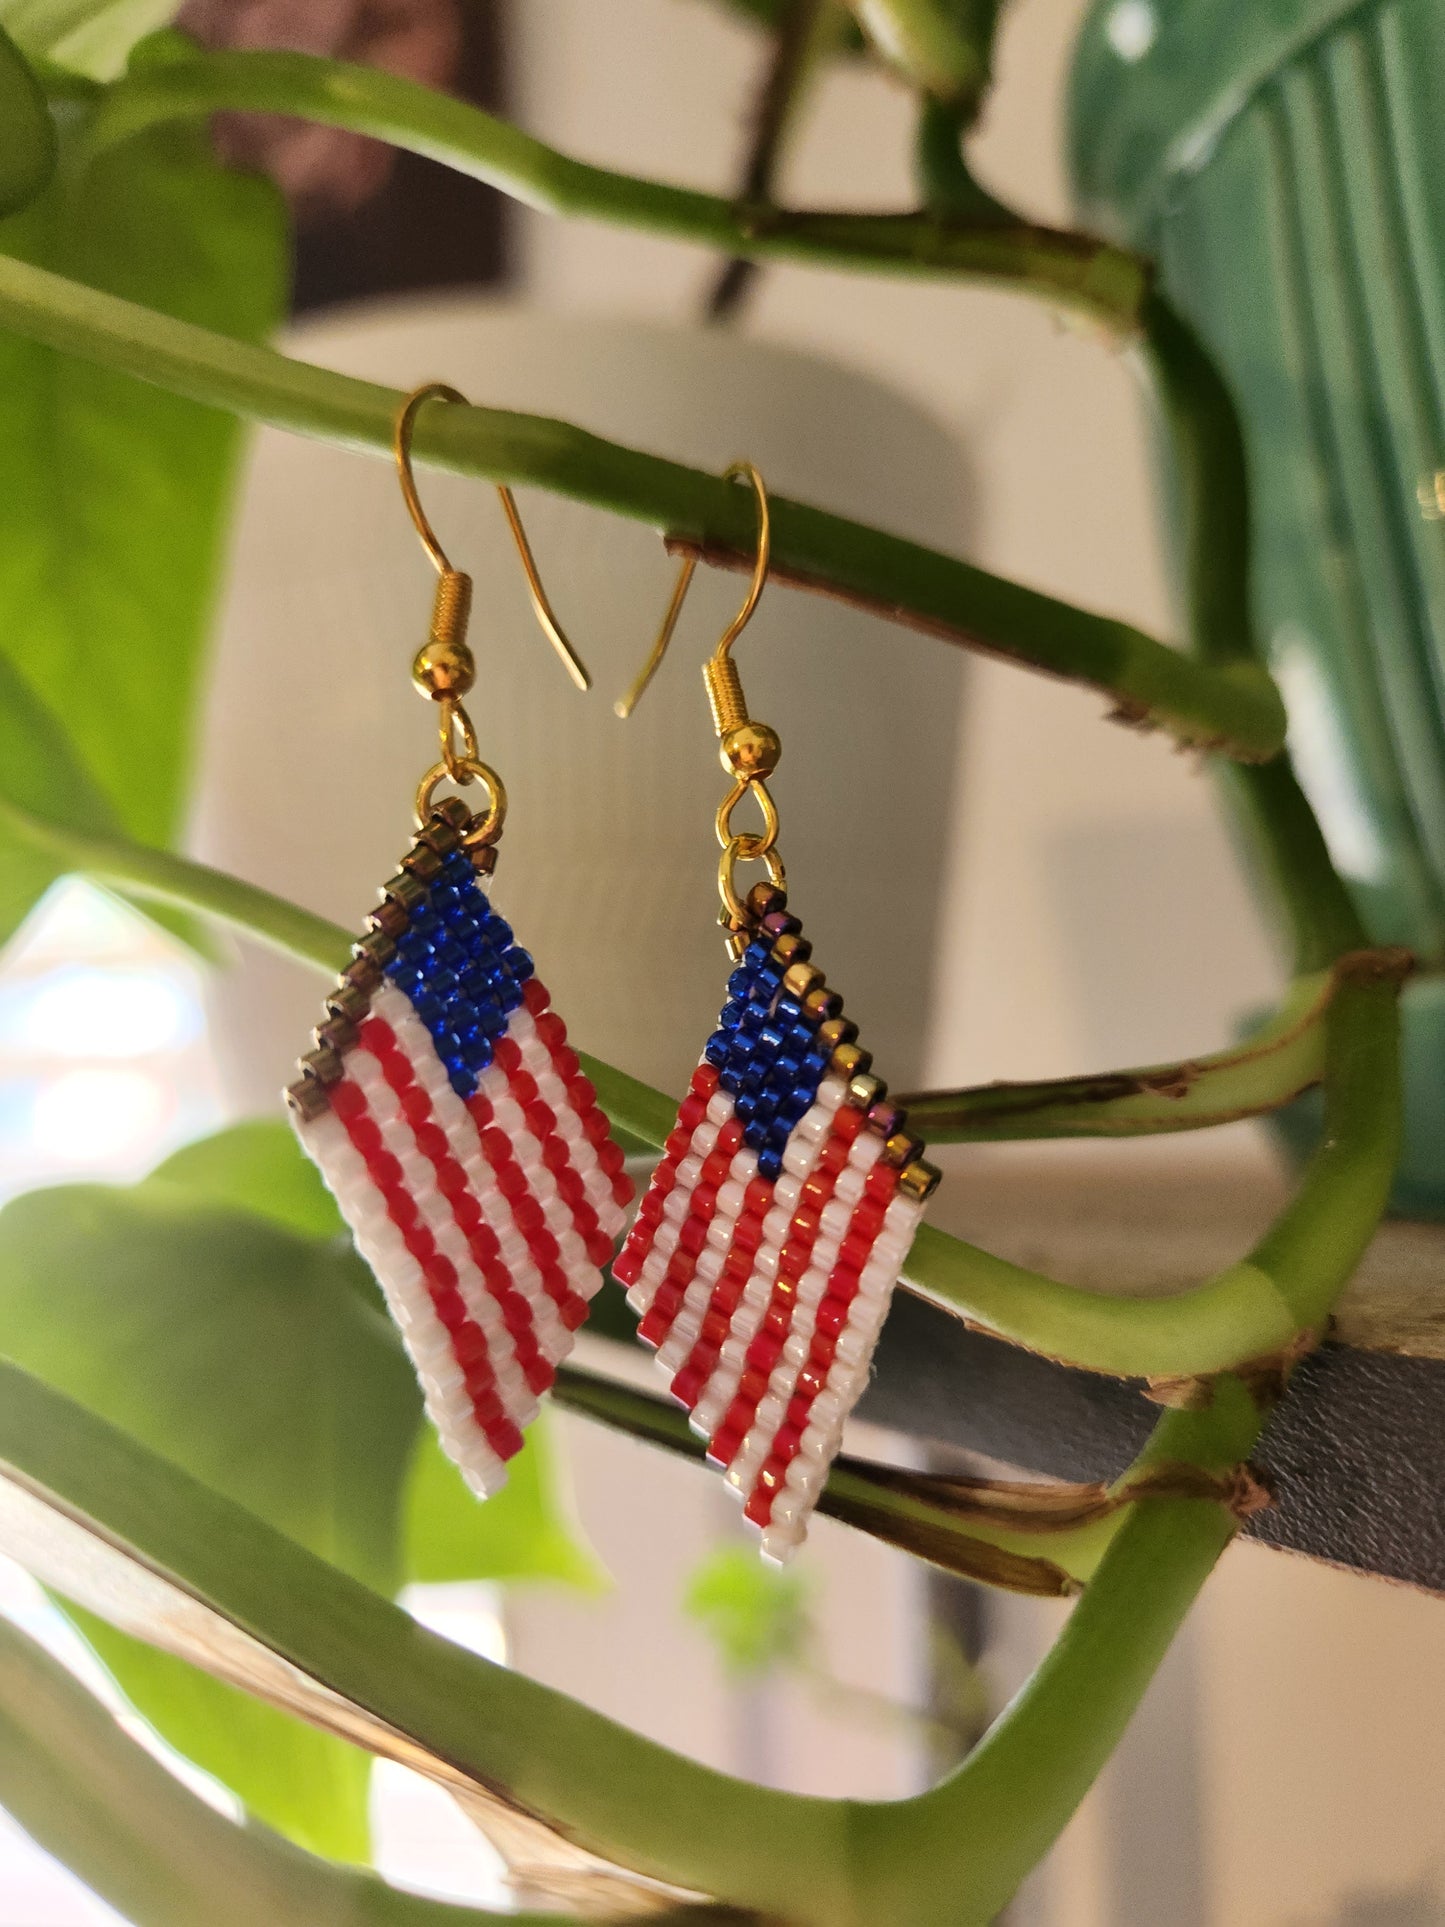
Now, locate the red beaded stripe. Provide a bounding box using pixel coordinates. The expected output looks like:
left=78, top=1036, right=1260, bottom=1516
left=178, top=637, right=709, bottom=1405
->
left=744, top=1159, right=902, bottom=1529
left=612, top=1062, right=720, bottom=1287
left=707, top=1103, right=868, bottom=1472
left=462, top=1084, right=591, bottom=1334
left=354, top=1018, right=554, bottom=1399
left=492, top=1031, right=616, bottom=1270
left=622, top=1090, right=732, bottom=1313
left=329, top=1076, right=524, bottom=1463
left=668, top=1166, right=776, bottom=1412
left=634, top=1114, right=747, bottom=1349
left=522, top=977, right=635, bottom=1211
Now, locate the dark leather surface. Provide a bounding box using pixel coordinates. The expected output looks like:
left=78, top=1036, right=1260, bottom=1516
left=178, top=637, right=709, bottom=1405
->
left=589, top=1275, right=1445, bottom=1592
left=862, top=1291, right=1445, bottom=1595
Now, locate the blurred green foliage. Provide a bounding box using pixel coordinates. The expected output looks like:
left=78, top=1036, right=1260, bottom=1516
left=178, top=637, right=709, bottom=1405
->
left=0, top=1121, right=609, bottom=1857
left=0, top=78, right=285, bottom=939
left=684, top=1544, right=811, bottom=1678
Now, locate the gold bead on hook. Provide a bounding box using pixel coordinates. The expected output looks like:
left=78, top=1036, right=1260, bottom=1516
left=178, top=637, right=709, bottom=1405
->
left=393, top=381, right=593, bottom=707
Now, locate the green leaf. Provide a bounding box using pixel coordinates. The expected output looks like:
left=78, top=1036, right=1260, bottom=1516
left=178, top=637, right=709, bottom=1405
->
left=682, top=1546, right=810, bottom=1679
left=64, top=1613, right=374, bottom=1863
left=0, top=645, right=120, bottom=948
left=405, top=1418, right=606, bottom=1593
left=0, top=1358, right=817, bottom=1918
left=1, top=0, right=183, bottom=82
left=0, top=24, right=55, bottom=215
left=152, top=1118, right=607, bottom=1593
left=847, top=0, right=999, bottom=104
left=152, top=1117, right=347, bottom=1244
left=0, top=1614, right=628, bottom=1927
left=0, top=103, right=285, bottom=941
left=0, top=1177, right=424, bottom=1858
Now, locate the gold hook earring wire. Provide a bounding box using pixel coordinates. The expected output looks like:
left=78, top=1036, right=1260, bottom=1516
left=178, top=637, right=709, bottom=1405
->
left=613, top=460, right=770, bottom=719
left=393, top=382, right=592, bottom=692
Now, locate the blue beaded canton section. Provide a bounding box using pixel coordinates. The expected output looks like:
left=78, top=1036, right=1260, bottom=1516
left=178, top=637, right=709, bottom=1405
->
left=702, top=932, right=833, bottom=1179
left=384, top=848, right=535, bottom=1100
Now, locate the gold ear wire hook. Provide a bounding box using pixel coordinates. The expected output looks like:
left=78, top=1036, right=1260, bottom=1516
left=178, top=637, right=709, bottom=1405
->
left=613, top=460, right=770, bottom=719
left=393, top=382, right=592, bottom=692
left=615, top=463, right=784, bottom=930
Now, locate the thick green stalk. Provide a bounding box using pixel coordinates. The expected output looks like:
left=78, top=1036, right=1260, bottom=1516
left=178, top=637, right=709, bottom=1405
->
left=1135, top=293, right=1257, bottom=672
left=92, top=47, right=1141, bottom=327
left=903, top=966, right=1333, bottom=1139
left=0, top=796, right=352, bottom=972
left=853, top=1382, right=1260, bottom=1926
left=0, top=1358, right=1266, bottom=1927
left=0, top=253, right=1285, bottom=759
left=0, top=1616, right=726, bottom=1927
left=1135, top=294, right=1371, bottom=968
left=846, top=0, right=1000, bottom=107
left=906, top=957, right=1401, bottom=1375
left=706, top=0, right=835, bottom=322
left=849, top=967, right=1401, bottom=1923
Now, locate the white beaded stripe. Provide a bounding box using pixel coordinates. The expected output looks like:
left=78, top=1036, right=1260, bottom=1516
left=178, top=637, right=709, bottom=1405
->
left=764, top=1195, right=918, bottom=1496
left=370, top=987, right=578, bottom=1339
left=687, top=1090, right=862, bottom=1445
left=518, top=1005, right=627, bottom=1235
left=508, top=1011, right=627, bottom=1239
left=619, top=1055, right=725, bottom=1276
left=343, top=1048, right=542, bottom=1430
left=758, top=1192, right=924, bottom=1560
left=381, top=991, right=603, bottom=1340
left=473, top=1055, right=606, bottom=1292
left=373, top=990, right=575, bottom=1364
left=722, top=1128, right=884, bottom=1500
left=626, top=1108, right=727, bottom=1316
left=652, top=1134, right=765, bottom=1374
left=648, top=1126, right=764, bottom=1354
left=515, top=1047, right=624, bottom=1239
left=294, top=1107, right=507, bottom=1498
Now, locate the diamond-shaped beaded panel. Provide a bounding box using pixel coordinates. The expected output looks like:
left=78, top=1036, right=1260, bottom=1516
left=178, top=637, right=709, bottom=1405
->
left=287, top=813, right=633, bottom=1499
left=613, top=897, right=935, bottom=1562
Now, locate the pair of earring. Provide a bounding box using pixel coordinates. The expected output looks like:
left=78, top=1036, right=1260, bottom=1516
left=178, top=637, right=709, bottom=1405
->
left=287, top=385, right=939, bottom=1564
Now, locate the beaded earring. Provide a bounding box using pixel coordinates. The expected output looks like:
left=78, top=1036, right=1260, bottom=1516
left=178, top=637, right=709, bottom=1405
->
left=286, top=385, right=633, bottom=1499
left=611, top=465, right=940, bottom=1562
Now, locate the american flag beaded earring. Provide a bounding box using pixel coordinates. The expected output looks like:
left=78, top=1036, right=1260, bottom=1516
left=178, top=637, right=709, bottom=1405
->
left=611, top=465, right=940, bottom=1563
left=286, top=385, right=634, bottom=1500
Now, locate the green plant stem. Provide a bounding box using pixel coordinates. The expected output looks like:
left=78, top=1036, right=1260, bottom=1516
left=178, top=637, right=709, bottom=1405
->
left=914, top=95, right=1009, bottom=220
left=0, top=39, right=1402, bottom=1922
left=855, top=1382, right=1261, bottom=1926
left=0, top=254, right=1286, bottom=760
left=845, top=0, right=1000, bottom=106
left=707, top=0, right=830, bottom=321
left=1133, top=295, right=1372, bottom=969
left=552, top=1366, right=1104, bottom=1594
left=0, top=1615, right=729, bottom=1927
left=92, top=47, right=1143, bottom=328
left=0, top=1356, right=1263, bottom=1927
left=902, top=965, right=1334, bottom=1139
left=909, top=966, right=1401, bottom=1372
left=1135, top=292, right=1257, bottom=673
left=0, top=796, right=351, bottom=971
